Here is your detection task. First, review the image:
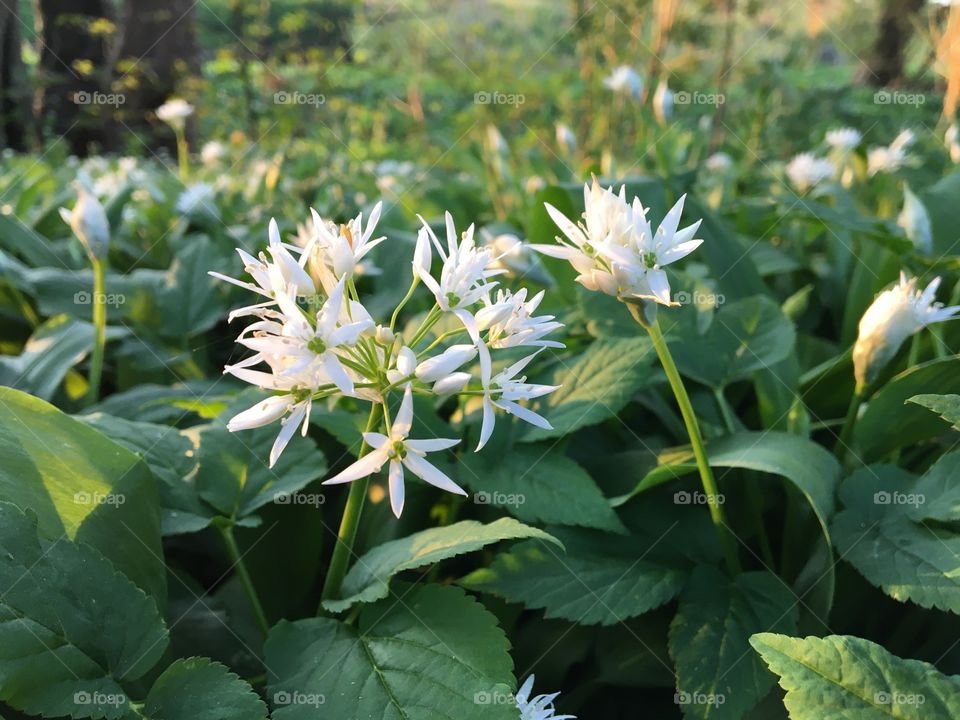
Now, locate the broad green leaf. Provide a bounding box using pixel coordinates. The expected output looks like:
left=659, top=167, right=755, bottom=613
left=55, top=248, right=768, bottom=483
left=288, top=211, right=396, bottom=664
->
left=323, top=518, right=560, bottom=613
left=522, top=336, right=656, bottom=441
left=921, top=170, right=960, bottom=256
left=909, top=451, right=960, bottom=522
left=459, top=443, right=627, bottom=533
left=0, top=212, right=67, bottom=267
left=0, top=314, right=128, bottom=400
left=91, top=381, right=231, bottom=423
left=907, top=394, right=960, bottom=431
left=193, top=421, right=328, bottom=522
left=665, top=296, right=796, bottom=390
left=856, top=358, right=960, bottom=461
left=0, top=387, right=165, bottom=601
left=158, top=237, right=227, bottom=338
left=460, top=527, right=684, bottom=625
left=832, top=464, right=960, bottom=614
left=143, top=658, right=267, bottom=720
left=267, top=584, right=518, bottom=720
left=751, top=632, right=960, bottom=719
left=0, top=502, right=168, bottom=719
left=670, top=567, right=799, bottom=720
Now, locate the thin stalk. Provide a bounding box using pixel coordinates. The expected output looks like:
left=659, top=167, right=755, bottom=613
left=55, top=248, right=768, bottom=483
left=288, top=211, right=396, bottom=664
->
left=835, top=385, right=864, bottom=463
left=175, top=129, right=190, bottom=180
left=218, top=524, right=270, bottom=638
left=390, top=277, right=419, bottom=332
left=85, top=259, right=107, bottom=406
left=408, top=305, right=443, bottom=348
left=320, top=404, right=383, bottom=608
left=630, top=305, right=741, bottom=574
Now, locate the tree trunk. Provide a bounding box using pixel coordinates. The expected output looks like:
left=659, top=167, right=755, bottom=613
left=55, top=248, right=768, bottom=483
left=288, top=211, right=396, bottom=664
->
left=33, top=0, right=110, bottom=154
left=113, top=0, right=199, bottom=152
left=0, top=0, right=26, bottom=150
left=864, top=0, right=925, bottom=87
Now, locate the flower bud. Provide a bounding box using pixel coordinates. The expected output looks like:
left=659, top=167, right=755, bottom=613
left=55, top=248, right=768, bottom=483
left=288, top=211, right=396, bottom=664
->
left=59, top=186, right=110, bottom=261
left=432, top=371, right=471, bottom=396
left=415, top=344, right=477, bottom=383
left=375, top=325, right=395, bottom=344
left=897, top=185, right=932, bottom=256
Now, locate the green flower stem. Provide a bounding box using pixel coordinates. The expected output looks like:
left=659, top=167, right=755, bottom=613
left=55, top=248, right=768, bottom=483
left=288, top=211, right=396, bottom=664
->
left=320, top=403, right=383, bottom=608
left=835, top=384, right=864, bottom=463
left=217, top=524, right=270, bottom=638
left=390, top=277, right=420, bottom=332
left=631, top=305, right=741, bottom=575
left=85, top=259, right=107, bottom=406
left=175, top=129, right=190, bottom=180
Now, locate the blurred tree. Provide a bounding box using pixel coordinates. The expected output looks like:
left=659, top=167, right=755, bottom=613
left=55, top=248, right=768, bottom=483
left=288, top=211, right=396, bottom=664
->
left=113, top=0, right=200, bottom=151
left=864, top=0, right=924, bottom=86
left=0, top=0, right=26, bottom=150
left=33, top=0, right=111, bottom=153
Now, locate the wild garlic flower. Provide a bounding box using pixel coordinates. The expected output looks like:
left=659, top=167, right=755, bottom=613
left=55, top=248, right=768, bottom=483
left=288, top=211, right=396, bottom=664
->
left=555, top=123, right=576, bottom=155
left=212, top=205, right=563, bottom=509
left=156, top=98, right=194, bottom=130
left=946, top=125, right=960, bottom=164
left=533, top=179, right=703, bottom=306
left=60, top=185, right=110, bottom=261
left=705, top=152, right=734, bottom=173
left=295, top=205, right=383, bottom=292
left=603, top=65, right=643, bottom=100
left=853, top=273, right=960, bottom=388
left=785, top=153, right=836, bottom=192
left=897, top=186, right=933, bottom=255
left=825, top=127, right=862, bottom=152
left=516, top=676, right=576, bottom=720
left=867, top=130, right=914, bottom=176
left=201, top=141, right=227, bottom=166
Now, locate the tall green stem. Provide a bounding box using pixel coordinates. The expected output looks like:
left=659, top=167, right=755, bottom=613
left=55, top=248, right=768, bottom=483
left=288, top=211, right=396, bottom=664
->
left=630, top=305, right=741, bottom=574
left=175, top=130, right=190, bottom=181
left=835, top=385, right=864, bottom=463
left=320, top=404, right=383, bottom=608
left=86, top=259, right=107, bottom=406
left=218, top=524, right=270, bottom=638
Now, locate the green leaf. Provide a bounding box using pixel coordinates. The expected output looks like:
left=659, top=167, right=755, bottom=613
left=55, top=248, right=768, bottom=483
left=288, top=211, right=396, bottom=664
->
left=158, top=237, right=227, bottom=338
left=0, top=502, right=168, bottom=719
left=521, top=336, right=656, bottom=441
left=267, top=584, right=518, bottom=720
left=832, top=463, right=960, bottom=614
left=144, top=658, right=267, bottom=720
left=907, top=394, right=960, bottom=432
left=460, top=527, right=684, bottom=625
left=856, top=358, right=960, bottom=461
left=665, top=296, right=796, bottom=390
left=323, top=518, right=560, bottom=613
left=459, top=443, right=627, bottom=533
left=751, top=632, right=960, bottom=719
left=909, top=451, right=960, bottom=522
left=193, top=421, right=328, bottom=522
left=921, top=170, right=960, bottom=256
left=0, top=387, right=166, bottom=601
left=0, top=314, right=128, bottom=400
left=670, top=567, right=799, bottom=720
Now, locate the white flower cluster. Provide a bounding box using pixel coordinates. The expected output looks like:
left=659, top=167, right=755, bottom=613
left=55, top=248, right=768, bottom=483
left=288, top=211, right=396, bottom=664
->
left=516, top=675, right=576, bottom=720
left=532, top=179, right=703, bottom=306
left=211, top=203, right=563, bottom=517
left=785, top=152, right=836, bottom=193
left=867, top=129, right=915, bottom=176
left=853, top=272, right=960, bottom=388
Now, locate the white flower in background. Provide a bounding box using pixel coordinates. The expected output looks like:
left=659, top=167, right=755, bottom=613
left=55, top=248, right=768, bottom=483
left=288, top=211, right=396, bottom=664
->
left=867, top=130, right=914, bottom=176
left=201, top=141, right=227, bottom=166
left=890, top=129, right=915, bottom=153
left=59, top=184, right=110, bottom=260
left=705, top=152, right=734, bottom=173
left=785, top=153, right=836, bottom=192
left=534, top=180, right=703, bottom=306
left=603, top=65, right=643, bottom=99
left=516, top=676, right=576, bottom=720
left=323, top=385, right=466, bottom=517
left=415, top=212, right=503, bottom=339
left=853, top=273, right=960, bottom=388
left=897, top=185, right=933, bottom=255
left=175, top=182, right=216, bottom=218
left=946, top=125, right=960, bottom=163
left=652, top=81, right=674, bottom=124
left=555, top=123, right=576, bottom=155
left=156, top=98, right=194, bottom=130
left=480, top=230, right=547, bottom=280
left=477, top=347, right=557, bottom=450
left=825, top=127, right=862, bottom=152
